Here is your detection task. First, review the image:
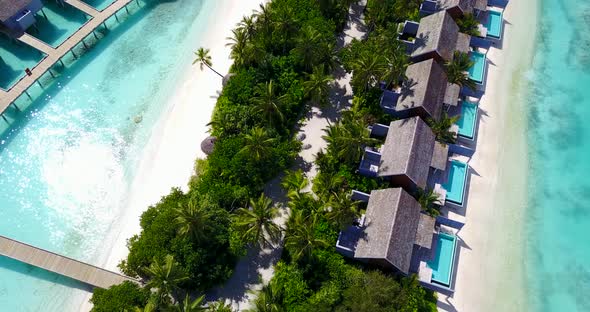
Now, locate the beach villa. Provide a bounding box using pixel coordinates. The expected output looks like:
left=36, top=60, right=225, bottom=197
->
left=0, top=0, right=44, bottom=37
left=335, top=187, right=462, bottom=292
left=408, top=11, right=471, bottom=64
left=380, top=59, right=447, bottom=122
left=359, top=116, right=470, bottom=207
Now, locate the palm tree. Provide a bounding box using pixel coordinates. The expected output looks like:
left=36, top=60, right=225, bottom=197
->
left=238, top=15, right=257, bottom=39
left=239, top=127, right=276, bottom=161
left=381, top=42, right=410, bottom=88
left=322, top=115, right=379, bottom=165
left=226, top=29, right=252, bottom=67
left=428, top=112, right=460, bottom=144
left=302, top=65, right=333, bottom=108
left=207, top=300, right=235, bottom=312
left=456, top=13, right=481, bottom=36
left=252, top=80, right=286, bottom=128
left=234, top=194, right=282, bottom=247
left=291, top=26, right=323, bottom=71
left=174, top=200, right=211, bottom=242
left=252, top=3, right=271, bottom=31
left=285, top=211, right=328, bottom=262
left=445, top=51, right=477, bottom=91
left=246, top=281, right=283, bottom=312
left=133, top=299, right=157, bottom=312
left=417, top=188, right=442, bottom=217
left=280, top=169, right=308, bottom=197
left=326, top=192, right=359, bottom=229
left=350, top=51, right=387, bottom=92
left=169, top=294, right=206, bottom=312
left=145, top=255, right=189, bottom=305
left=193, top=47, right=223, bottom=78
left=312, top=171, right=344, bottom=201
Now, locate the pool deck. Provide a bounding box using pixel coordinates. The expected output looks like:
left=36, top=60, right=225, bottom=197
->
left=0, top=0, right=136, bottom=115
left=0, top=235, right=139, bottom=289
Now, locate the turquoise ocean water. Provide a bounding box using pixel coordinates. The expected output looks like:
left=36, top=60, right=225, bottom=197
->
left=0, top=0, right=216, bottom=310
left=526, top=0, right=590, bottom=310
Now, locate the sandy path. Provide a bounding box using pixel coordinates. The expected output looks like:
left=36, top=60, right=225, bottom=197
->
left=437, top=0, right=538, bottom=311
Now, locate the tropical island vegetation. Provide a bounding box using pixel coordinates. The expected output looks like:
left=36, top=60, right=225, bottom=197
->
left=90, top=0, right=438, bottom=311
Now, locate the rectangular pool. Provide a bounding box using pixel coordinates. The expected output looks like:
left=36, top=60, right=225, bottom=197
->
left=442, top=160, right=469, bottom=205
left=468, top=51, right=486, bottom=84
left=486, top=10, right=503, bottom=39
left=427, top=232, right=457, bottom=286
left=456, top=101, right=478, bottom=139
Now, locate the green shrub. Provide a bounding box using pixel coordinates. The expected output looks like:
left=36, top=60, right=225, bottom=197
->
left=90, top=281, right=149, bottom=312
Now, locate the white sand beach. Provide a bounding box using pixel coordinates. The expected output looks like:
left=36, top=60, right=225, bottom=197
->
left=438, top=0, right=538, bottom=311
left=78, top=0, right=266, bottom=310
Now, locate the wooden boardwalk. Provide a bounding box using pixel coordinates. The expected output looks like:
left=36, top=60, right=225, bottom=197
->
left=0, top=0, right=135, bottom=115
left=0, top=235, right=139, bottom=289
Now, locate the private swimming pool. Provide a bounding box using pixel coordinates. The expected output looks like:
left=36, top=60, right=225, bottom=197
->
left=468, top=51, right=486, bottom=84
left=442, top=160, right=469, bottom=205
left=486, top=10, right=503, bottom=39
left=427, top=232, right=457, bottom=286
left=456, top=101, right=478, bottom=139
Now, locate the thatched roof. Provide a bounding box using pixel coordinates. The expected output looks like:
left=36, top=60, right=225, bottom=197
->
left=431, top=141, right=449, bottom=171
left=438, top=0, right=479, bottom=15
left=378, top=117, right=436, bottom=189
left=200, top=136, right=216, bottom=155
left=354, top=188, right=423, bottom=273
left=415, top=213, right=436, bottom=248
left=0, top=0, right=31, bottom=22
left=444, top=83, right=461, bottom=106
left=411, top=11, right=460, bottom=62
left=474, top=0, right=488, bottom=11
left=397, top=59, right=448, bottom=120
left=456, top=33, right=471, bottom=54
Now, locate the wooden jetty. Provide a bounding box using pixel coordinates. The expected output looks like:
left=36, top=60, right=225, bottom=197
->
left=0, top=234, right=139, bottom=289
left=0, top=0, right=136, bottom=116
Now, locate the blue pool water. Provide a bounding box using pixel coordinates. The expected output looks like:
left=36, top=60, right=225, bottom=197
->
left=0, top=37, right=45, bottom=90
left=427, top=232, right=457, bottom=286
left=526, top=0, right=590, bottom=311
left=468, top=51, right=486, bottom=83
left=442, top=160, right=468, bottom=205
left=26, top=1, right=89, bottom=48
left=485, top=10, right=503, bottom=39
left=0, top=0, right=216, bottom=310
left=456, top=101, right=478, bottom=139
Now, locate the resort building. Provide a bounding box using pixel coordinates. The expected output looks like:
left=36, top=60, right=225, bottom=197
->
left=380, top=59, right=447, bottom=122
left=359, top=116, right=471, bottom=207
left=408, top=11, right=471, bottom=63
left=336, top=187, right=462, bottom=292
left=359, top=117, right=446, bottom=193
left=0, top=0, right=44, bottom=37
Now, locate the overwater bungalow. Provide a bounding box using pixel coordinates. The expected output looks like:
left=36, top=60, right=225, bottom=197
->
left=380, top=59, right=447, bottom=122
left=359, top=116, right=470, bottom=207
left=335, top=187, right=462, bottom=292
left=0, top=0, right=44, bottom=37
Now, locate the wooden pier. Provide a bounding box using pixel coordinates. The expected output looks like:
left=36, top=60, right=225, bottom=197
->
left=0, top=0, right=136, bottom=115
left=0, top=235, right=139, bottom=289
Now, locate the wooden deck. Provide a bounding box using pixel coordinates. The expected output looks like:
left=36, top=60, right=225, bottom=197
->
left=0, top=0, right=136, bottom=115
left=0, top=235, right=139, bottom=289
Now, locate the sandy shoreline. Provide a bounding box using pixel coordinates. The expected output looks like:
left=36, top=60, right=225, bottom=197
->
left=77, top=0, right=265, bottom=310
left=438, top=0, right=538, bottom=311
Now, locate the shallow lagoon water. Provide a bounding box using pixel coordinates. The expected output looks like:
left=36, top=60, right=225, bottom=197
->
left=0, top=0, right=215, bottom=310
left=526, top=0, right=590, bottom=311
